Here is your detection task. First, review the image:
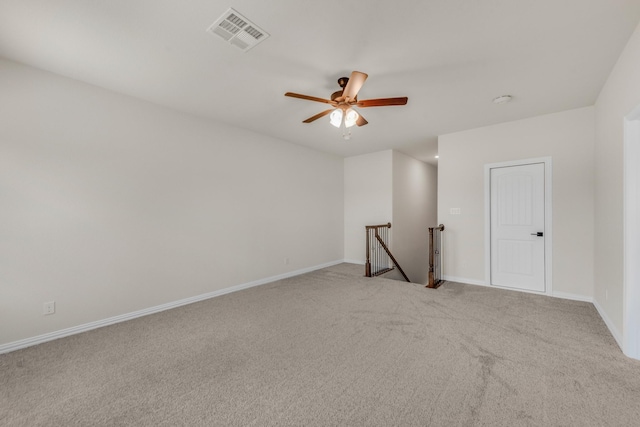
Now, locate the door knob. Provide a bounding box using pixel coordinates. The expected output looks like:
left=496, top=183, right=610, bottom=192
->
left=530, top=232, right=544, bottom=237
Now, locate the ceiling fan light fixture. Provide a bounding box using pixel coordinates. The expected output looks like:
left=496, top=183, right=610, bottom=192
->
left=344, top=108, right=359, bottom=128
left=329, top=109, right=343, bottom=128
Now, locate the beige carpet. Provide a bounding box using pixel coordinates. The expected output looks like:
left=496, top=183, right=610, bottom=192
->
left=2, top=263, right=640, bottom=426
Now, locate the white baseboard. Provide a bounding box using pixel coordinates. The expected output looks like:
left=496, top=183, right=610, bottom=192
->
left=444, top=275, right=623, bottom=351
left=444, top=275, right=552, bottom=296
left=5, top=261, right=618, bottom=356
left=592, top=298, right=623, bottom=350
left=442, top=275, right=488, bottom=287
left=552, top=291, right=593, bottom=303
left=0, top=259, right=344, bottom=355
left=444, top=276, right=595, bottom=303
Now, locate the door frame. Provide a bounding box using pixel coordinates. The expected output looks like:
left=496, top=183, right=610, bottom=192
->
left=624, top=105, right=640, bottom=360
left=484, top=157, right=553, bottom=295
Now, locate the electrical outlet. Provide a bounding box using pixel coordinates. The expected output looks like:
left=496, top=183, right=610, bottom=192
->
left=284, top=257, right=290, bottom=265
left=450, top=208, right=461, bottom=215
left=43, top=301, right=55, bottom=315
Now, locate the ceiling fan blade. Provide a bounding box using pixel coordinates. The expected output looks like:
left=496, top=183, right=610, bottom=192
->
left=356, top=113, right=368, bottom=127
left=356, top=97, right=408, bottom=107
left=342, top=71, right=368, bottom=101
left=285, top=92, right=336, bottom=105
left=303, top=109, right=334, bottom=123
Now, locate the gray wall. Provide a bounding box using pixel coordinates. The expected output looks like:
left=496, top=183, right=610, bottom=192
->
left=0, top=58, right=344, bottom=347
left=392, top=151, right=438, bottom=284
left=594, top=20, right=640, bottom=340
left=438, top=107, right=596, bottom=300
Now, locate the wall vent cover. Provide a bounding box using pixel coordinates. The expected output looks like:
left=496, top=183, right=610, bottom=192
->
left=207, top=8, right=270, bottom=52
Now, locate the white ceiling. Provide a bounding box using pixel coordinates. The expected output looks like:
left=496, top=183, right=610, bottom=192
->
left=2, top=1, right=640, bottom=165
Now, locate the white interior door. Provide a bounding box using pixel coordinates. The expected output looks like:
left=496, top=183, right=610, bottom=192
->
left=490, top=163, right=545, bottom=292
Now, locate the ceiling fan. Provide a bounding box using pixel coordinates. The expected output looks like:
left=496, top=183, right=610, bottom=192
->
left=284, top=71, right=408, bottom=136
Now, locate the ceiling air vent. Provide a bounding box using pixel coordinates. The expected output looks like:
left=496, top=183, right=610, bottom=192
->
left=207, top=8, right=270, bottom=52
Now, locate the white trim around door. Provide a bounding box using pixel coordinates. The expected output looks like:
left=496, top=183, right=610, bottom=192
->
left=624, top=105, right=640, bottom=360
left=484, top=157, right=553, bottom=296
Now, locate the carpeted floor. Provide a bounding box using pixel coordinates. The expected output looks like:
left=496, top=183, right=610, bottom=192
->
left=2, top=263, right=640, bottom=426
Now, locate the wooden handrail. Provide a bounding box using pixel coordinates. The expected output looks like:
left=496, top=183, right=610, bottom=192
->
left=374, top=232, right=410, bottom=282
left=365, top=222, right=391, bottom=230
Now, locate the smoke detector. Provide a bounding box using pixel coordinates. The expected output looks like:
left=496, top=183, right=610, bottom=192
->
left=207, top=8, right=270, bottom=52
left=492, top=95, right=513, bottom=104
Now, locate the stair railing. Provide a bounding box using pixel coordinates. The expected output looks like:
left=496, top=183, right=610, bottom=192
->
left=365, top=222, right=410, bottom=282
left=427, top=224, right=445, bottom=288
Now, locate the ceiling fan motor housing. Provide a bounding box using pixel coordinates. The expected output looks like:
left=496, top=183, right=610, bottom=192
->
left=332, top=77, right=354, bottom=103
